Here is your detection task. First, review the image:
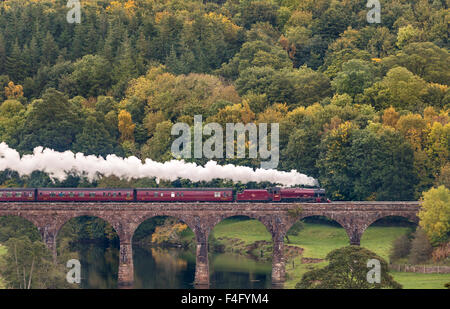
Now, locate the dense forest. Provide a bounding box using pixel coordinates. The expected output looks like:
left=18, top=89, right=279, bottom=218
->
left=0, top=0, right=449, bottom=201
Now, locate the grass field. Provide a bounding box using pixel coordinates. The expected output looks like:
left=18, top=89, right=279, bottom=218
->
left=212, top=217, right=272, bottom=245
left=391, top=272, right=449, bottom=289
left=211, top=218, right=450, bottom=289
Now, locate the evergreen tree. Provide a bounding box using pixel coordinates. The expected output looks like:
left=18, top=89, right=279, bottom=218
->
left=0, top=34, right=6, bottom=75
left=5, top=40, right=26, bottom=82
left=72, top=114, right=116, bottom=157
left=41, top=31, right=59, bottom=66
left=19, top=88, right=82, bottom=152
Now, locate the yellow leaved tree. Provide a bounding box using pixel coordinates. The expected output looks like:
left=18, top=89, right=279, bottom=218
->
left=118, top=110, right=135, bottom=142
left=419, top=186, right=450, bottom=245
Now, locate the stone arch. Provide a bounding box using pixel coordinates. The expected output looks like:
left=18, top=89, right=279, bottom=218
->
left=208, top=213, right=274, bottom=238
left=365, top=213, right=419, bottom=229
left=207, top=214, right=275, bottom=288
left=55, top=213, right=124, bottom=287
left=284, top=212, right=355, bottom=255
left=285, top=213, right=347, bottom=234
left=0, top=211, right=62, bottom=260
left=54, top=212, right=120, bottom=241
left=130, top=214, right=197, bottom=288
left=0, top=212, right=42, bottom=240
left=360, top=213, right=419, bottom=244
left=131, top=213, right=198, bottom=247
left=132, top=212, right=197, bottom=242
left=208, top=213, right=274, bottom=242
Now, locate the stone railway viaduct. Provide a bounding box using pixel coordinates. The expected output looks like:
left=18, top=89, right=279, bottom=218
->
left=0, top=201, right=420, bottom=287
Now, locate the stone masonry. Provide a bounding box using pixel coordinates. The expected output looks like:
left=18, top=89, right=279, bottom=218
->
left=0, top=201, right=420, bottom=288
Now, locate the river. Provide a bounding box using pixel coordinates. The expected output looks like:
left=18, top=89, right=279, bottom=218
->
left=74, top=243, right=272, bottom=289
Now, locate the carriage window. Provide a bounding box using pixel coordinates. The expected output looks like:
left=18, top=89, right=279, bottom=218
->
left=28, top=193, right=33, bottom=198
left=15, top=192, right=22, bottom=197
left=79, top=192, right=85, bottom=197
left=118, top=192, right=121, bottom=196
left=214, top=192, right=220, bottom=198
left=50, top=193, right=55, bottom=197
left=113, top=192, right=117, bottom=197
left=171, top=192, right=175, bottom=198
left=89, top=192, right=95, bottom=197
left=154, top=192, right=158, bottom=197
left=181, top=193, right=184, bottom=197
left=58, top=192, right=64, bottom=197
left=0, top=193, right=2, bottom=197
left=160, top=193, right=164, bottom=197
left=7, top=192, right=12, bottom=197
left=69, top=192, right=74, bottom=197
left=127, top=192, right=131, bottom=197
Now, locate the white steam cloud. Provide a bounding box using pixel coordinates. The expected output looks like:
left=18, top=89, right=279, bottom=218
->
left=0, top=143, right=318, bottom=187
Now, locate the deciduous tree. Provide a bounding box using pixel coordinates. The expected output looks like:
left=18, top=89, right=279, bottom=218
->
left=296, top=246, right=402, bottom=289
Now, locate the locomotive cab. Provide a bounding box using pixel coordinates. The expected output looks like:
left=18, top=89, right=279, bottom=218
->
left=314, top=189, right=329, bottom=202
left=268, top=187, right=281, bottom=202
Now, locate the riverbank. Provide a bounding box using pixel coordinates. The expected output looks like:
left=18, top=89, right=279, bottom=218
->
left=210, top=218, right=450, bottom=289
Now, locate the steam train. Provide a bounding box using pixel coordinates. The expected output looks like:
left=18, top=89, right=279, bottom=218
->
left=0, top=187, right=330, bottom=203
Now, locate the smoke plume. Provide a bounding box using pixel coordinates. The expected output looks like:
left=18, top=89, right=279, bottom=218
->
left=0, top=143, right=318, bottom=187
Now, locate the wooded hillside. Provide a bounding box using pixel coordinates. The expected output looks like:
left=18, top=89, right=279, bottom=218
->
left=0, top=0, right=448, bottom=200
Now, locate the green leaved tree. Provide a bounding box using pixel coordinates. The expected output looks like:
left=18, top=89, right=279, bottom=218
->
left=296, top=246, right=402, bottom=289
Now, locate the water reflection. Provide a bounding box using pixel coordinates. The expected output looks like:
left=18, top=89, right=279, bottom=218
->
left=133, top=246, right=196, bottom=289
left=73, top=243, right=272, bottom=289
left=75, top=243, right=119, bottom=289
left=210, top=253, right=272, bottom=289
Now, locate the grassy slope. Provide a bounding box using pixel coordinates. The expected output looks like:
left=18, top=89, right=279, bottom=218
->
left=212, top=219, right=450, bottom=289
left=212, top=218, right=272, bottom=245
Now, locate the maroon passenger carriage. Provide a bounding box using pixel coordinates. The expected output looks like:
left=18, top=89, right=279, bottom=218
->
left=136, top=188, right=234, bottom=202
left=0, top=188, right=36, bottom=202
left=36, top=188, right=134, bottom=202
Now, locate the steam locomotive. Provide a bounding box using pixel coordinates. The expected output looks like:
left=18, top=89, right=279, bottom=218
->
left=0, top=187, right=330, bottom=203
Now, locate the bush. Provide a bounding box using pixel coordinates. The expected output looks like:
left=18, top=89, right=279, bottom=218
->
left=408, top=229, right=433, bottom=264
left=431, top=242, right=450, bottom=263
left=390, top=234, right=411, bottom=262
